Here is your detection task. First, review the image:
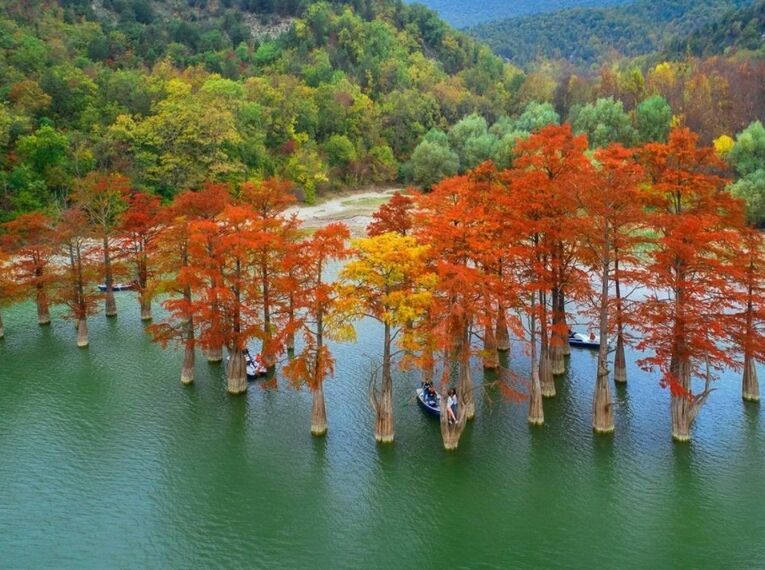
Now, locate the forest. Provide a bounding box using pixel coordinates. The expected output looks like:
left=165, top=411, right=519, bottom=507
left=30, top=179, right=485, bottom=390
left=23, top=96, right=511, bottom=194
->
left=0, top=0, right=522, bottom=219
left=405, top=0, right=629, bottom=28
left=469, top=0, right=758, bottom=67
left=2, top=123, right=765, bottom=451
left=2, top=0, right=765, bottom=451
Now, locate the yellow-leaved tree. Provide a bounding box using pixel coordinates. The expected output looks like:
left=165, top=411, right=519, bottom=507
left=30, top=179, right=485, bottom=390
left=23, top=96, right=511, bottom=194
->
left=336, top=232, right=435, bottom=444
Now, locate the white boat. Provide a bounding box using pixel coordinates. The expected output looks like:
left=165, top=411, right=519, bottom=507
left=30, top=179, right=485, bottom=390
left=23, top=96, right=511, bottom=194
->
left=98, top=282, right=134, bottom=292
left=568, top=331, right=605, bottom=350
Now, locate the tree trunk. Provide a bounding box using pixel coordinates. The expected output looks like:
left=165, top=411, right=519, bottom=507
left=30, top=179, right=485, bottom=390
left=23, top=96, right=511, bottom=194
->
left=140, top=295, right=152, bottom=321
left=742, top=354, right=760, bottom=403
left=375, top=323, right=395, bottom=443
left=671, top=361, right=694, bottom=442
left=560, top=293, right=570, bottom=356
left=593, top=217, right=614, bottom=433
left=528, top=305, right=544, bottom=425
left=613, top=333, right=627, bottom=384
left=206, top=345, right=223, bottom=363
left=539, top=292, right=556, bottom=397
left=550, top=288, right=566, bottom=375
left=496, top=304, right=510, bottom=352
left=613, top=258, right=626, bottom=383
left=311, top=383, right=328, bottom=436
left=226, top=348, right=248, bottom=395
left=36, top=283, right=51, bottom=325
left=103, top=237, right=117, bottom=317
left=456, top=322, right=475, bottom=420
left=180, top=342, right=195, bottom=385
left=76, top=318, right=89, bottom=348
left=286, top=295, right=295, bottom=352
left=483, top=324, right=499, bottom=370
left=0, top=311, right=4, bottom=339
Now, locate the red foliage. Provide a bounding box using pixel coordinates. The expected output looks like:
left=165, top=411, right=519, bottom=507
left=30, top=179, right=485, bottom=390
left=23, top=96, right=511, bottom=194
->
left=367, top=191, right=415, bottom=237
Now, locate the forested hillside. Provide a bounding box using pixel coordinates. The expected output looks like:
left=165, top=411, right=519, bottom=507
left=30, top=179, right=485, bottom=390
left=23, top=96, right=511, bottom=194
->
left=0, top=0, right=524, bottom=219
left=668, top=0, right=765, bottom=57
left=469, top=0, right=755, bottom=67
left=406, top=0, right=629, bottom=29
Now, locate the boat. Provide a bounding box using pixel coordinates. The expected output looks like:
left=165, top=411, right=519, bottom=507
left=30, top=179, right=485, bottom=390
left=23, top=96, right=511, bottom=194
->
left=244, top=350, right=268, bottom=380
left=568, top=331, right=605, bottom=350
left=98, top=282, right=134, bottom=292
left=416, top=385, right=441, bottom=418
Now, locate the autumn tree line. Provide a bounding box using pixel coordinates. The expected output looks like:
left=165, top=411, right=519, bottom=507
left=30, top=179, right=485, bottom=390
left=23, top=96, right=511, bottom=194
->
left=1, top=123, right=764, bottom=451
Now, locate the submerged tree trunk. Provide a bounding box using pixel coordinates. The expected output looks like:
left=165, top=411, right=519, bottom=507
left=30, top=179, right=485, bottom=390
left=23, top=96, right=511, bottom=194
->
left=593, top=238, right=614, bottom=434
left=311, top=383, right=328, bottom=436
left=180, top=341, right=195, bottom=385
left=140, top=295, right=152, bottom=321
left=528, top=307, right=544, bottom=426
left=441, top=361, right=468, bottom=451
left=226, top=348, right=247, bottom=395
left=496, top=303, right=510, bottom=352
left=550, top=288, right=566, bottom=376
left=103, top=237, right=117, bottom=317
left=374, top=323, right=395, bottom=443
left=483, top=324, right=499, bottom=370
left=560, top=292, right=571, bottom=357
left=206, top=345, right=223, bottom=363
left=539, top=292, right=555, bottom=398
left=36, top=281, right=51, bottom=325
left=743, top=354, right=760, bottom=403
left=613, top=258, right=627, bottom=383
left=76, top=317, right=89, bottom=348
left=613, top=334, right=627, bottom=384
left=742, top=277, right=760, bottom=402
left=671, top=359, right=696, bottom=442
left=0, top=311, right=4, bottom=339
left=456, top=321, right=475, bottom=420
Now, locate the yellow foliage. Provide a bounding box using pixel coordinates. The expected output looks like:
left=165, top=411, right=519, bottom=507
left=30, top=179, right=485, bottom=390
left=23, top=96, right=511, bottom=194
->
left=714, top=135, right=735, bottom=158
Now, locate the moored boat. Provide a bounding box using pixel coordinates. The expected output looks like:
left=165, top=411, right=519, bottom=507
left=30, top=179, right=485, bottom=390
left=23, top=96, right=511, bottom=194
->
left=98, top=282, right=135, bottom=292
left=416, top=385, right=441, bottom=418
left=568, top=331, right=607, bottom=350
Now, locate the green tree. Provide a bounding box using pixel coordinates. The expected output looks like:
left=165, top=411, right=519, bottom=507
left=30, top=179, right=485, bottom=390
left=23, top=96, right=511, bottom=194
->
left=410, top=140, right=459, bottom=189
left=514, top=101, right=560, bottom=133
left=730, top=121, right=765, bottom=178
left=636, top=95, right=672, bottom=143
left=571, top=97, right=637, bottom=148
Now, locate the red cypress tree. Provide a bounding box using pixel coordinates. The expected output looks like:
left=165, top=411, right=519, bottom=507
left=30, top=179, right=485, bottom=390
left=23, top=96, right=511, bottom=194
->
left=637, top=128, right=745, bottom=441
left=2, top=212, right=55, bottom=325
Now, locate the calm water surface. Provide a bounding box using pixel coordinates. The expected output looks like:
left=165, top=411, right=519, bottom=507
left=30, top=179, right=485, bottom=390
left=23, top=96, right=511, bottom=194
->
left=1, top=293, right=763, bottom=568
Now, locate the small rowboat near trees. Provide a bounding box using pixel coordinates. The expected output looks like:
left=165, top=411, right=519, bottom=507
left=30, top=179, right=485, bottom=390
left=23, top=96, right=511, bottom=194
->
left=416, top=385, right=441, bottom=418
left=568, top=331, right=605, bottom=350
left=97, top=283, right=135, bottom=292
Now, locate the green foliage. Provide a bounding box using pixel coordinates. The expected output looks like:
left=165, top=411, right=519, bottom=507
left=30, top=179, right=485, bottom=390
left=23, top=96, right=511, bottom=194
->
left=571, top=97, right=637, bottom=148
left=410, top=140, right=459, bottom=189
left=469, top=0, right=754, bottom=67
left=514, top=101, right=560, bottom=133
left=731, top=169, right=765, bottom=225
left=669, top=0, right=765, bottom=57
left=0, top=0, right=522, bottom=217
left=636, top=95, right=673, bottom=143
left=730, top=121, right=765, bottom=177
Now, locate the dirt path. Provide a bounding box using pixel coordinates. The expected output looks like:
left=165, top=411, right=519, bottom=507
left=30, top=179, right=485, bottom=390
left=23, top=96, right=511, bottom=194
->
left=286, top=188, right=401, bottom=234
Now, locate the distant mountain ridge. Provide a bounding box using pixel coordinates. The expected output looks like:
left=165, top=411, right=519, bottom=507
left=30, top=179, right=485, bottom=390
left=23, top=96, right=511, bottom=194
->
left=467, top=0, right=757, bottom=67
left=405, top=0, right=630, bottom=28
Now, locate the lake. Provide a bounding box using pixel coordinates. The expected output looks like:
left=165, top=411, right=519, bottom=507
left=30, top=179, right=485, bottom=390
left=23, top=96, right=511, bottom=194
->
left=1, top=293, right=763, bottom=568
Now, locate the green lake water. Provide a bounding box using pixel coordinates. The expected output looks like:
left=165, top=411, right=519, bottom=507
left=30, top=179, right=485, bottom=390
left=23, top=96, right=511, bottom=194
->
left=1, top=293, right=764, bottom=569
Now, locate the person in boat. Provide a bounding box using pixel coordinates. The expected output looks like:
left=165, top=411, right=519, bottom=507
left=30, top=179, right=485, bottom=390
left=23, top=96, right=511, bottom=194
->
left=589, top=332, right=596, bottom=342
left=446, top=388, right=458, bottom=424
left=423, top=381, right=437, bottom=405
